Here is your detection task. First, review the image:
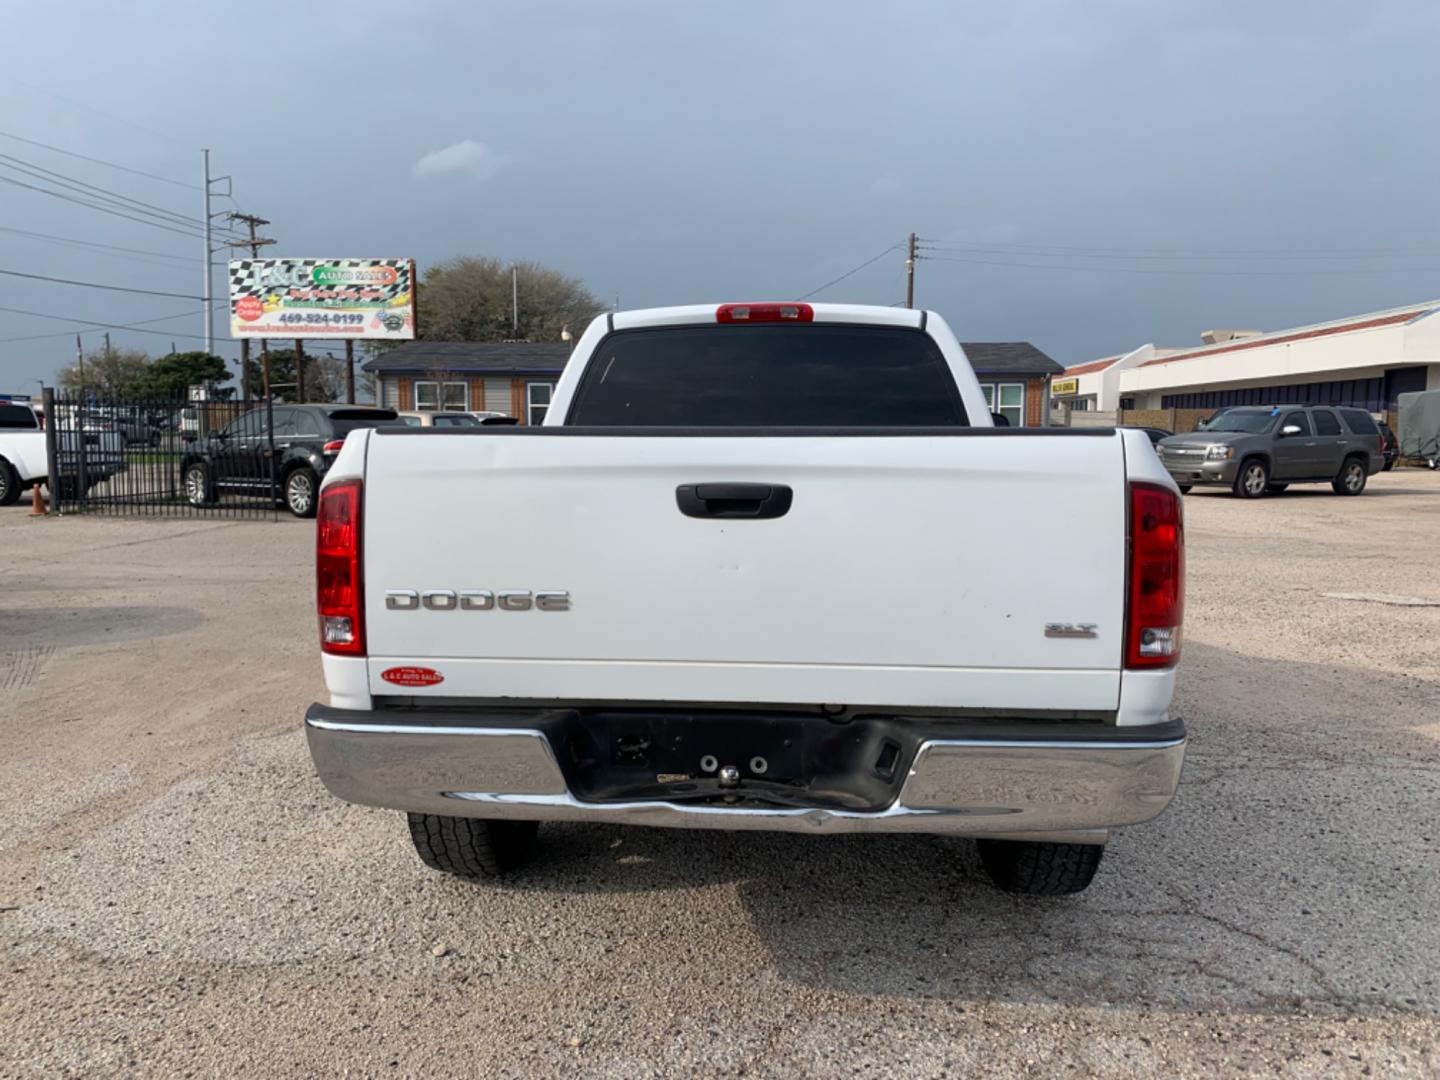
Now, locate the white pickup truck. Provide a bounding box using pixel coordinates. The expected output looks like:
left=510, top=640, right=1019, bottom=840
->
left=0, top=402, right=127, bottom=506
left=305, top=302, right=1186, bottom=895
left=0, top=401, right=48, bottom=506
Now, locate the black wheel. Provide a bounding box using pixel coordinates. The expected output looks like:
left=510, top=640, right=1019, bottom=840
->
left=0, top=458, right=21, bottom=507
left=183, top=462, right=215, bottom=507
left=1332, top=456, right=1368, bottom=496
left=1176, top=484, right=1193, bottom=494
left=977, top=839, right=1104, bottom=896
left=1232, top=458, right=1269, bottom=499
left=284, top=466, right=319, bottom=518
left=1382, top=459, right=1395, bottom=472
left=1266, top=483, right=1288, bottom=493
left=407, top=814, right=537, bottom=880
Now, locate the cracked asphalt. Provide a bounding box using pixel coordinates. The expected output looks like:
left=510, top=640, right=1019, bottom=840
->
left=2, top=470, right=1439, bottom=1077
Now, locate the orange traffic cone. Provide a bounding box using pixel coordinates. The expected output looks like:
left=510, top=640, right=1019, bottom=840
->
left=29, top=483, right=46, bottom=517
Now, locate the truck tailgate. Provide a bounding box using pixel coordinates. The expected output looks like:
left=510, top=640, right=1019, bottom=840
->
left=362, top=431, right=1127, bottom=711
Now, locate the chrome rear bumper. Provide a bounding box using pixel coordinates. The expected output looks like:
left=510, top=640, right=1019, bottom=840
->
left=305, top=707, right=1184, bottom=842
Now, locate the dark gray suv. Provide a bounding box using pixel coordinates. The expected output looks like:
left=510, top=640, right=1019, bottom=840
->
left=1158, top=405, right=1385, bottom=498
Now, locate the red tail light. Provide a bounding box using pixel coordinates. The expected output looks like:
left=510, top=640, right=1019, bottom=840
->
left=323, top=439, right=346, bottom=455
left=716, top=302, right=813, bottom=323
left=1126, top=482, right=1184, bottom=669
left=317, top=478, right=364, bottom=656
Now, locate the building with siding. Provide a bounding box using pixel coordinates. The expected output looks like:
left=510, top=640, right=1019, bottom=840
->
left=1063, top=300, right=1440, bottom=421
left=958, top=342, right=1065, bottom=426
left=363, top=341, right=571, bottom=424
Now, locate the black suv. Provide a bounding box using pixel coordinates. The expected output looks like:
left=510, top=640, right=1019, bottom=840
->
left=181, top=404, right=401, bottom=517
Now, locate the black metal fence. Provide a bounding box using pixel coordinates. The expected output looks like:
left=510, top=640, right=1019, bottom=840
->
left=45, top=390, right=278, bottom=519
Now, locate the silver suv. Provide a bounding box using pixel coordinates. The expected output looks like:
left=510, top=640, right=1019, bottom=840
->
left=1158, top=405, right=1385, bottom=498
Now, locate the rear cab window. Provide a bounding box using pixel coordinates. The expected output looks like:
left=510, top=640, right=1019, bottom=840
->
left=566, top=324, right=968, bottom=426
left=0, top=404, right=39, bottom=429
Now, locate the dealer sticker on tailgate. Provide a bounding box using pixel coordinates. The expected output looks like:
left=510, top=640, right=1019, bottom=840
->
left=381, top=666, right=444, bottom=688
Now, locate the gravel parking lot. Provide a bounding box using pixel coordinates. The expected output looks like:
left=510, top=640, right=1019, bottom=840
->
left=3, top=472, right=1439, bottom=1078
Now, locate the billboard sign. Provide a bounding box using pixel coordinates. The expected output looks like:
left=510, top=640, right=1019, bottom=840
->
left=1051, top=377, right=1079, bottom=396
left=228, top=258, right=416, bottom=339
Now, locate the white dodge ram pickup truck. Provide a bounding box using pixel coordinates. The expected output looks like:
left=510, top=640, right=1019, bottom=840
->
left=305, top=302, right=1185, bottom=895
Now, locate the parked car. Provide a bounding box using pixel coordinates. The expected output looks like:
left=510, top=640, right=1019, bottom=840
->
left=89, top=405, right=162, bottom=447
left=1378, top=420, right=1399, bottom=471
left=1157, top=404, right=1385, bottom=498
left=396, top=410, right=483, bottom=428
left=304, top=301, right=1187, bottom=897
left=1124, top=426, right=1172, bottom=446
left=0, top=404, right=125, bottom=504
left=0, top=406, right=45, bottom=505
left=181, top=404, right=403, bottom=517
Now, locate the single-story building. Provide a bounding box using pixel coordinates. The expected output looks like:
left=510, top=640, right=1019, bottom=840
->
left=364, top=341, right=571, bottom=424
left=1050, top=346, right=1191, bottom=414
left=363, top=337, right=1064, bottom=427
left=1060, top=299, right=1440, bottom=422
left=959, top=342, right=1064, bottom=426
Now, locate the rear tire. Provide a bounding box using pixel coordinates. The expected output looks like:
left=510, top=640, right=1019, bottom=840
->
left=1176, top=484, right=1193, bottom=494
left=0, top=459, right=19, bottom=506
left=407, top=813, right=537, bottom=880
left=1332, top=456, right=1367, bottom=496
left=977, top=839, right=1104, bottom=896
left=284, top=466, right=319, bottom=518
left=1382, top=459, right=1395, bottom=472
left=183, top=462, right=215, bottom=506
left=1232, top=458, right=1269, bottom=499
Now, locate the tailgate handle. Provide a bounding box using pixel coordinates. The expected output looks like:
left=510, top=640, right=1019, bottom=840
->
left=676, top=483, right=793, bottom=520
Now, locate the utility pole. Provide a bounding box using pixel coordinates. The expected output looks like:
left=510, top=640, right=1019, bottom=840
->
left=75, top=334, right=85, bottom=391
left=512, top=265, right=519, bottom=336
left=227, top=212, right=275, bottom=406
left=345, top=339, right=355, bottom=404
left=104, top=331, right=112, bottom=362
left=202, top=150, right=232, bottom=367
left=905, top=231, right=917, bottom=309
left=294, top=339, right=307, bottom=403
left=202, top=150, right=213, bottom=355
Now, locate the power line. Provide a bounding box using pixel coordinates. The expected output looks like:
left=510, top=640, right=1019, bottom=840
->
left=918, top=254, right=1440, bottom=277
left=797, top=244, right=901, bottom=300
left=0, top=174, right=208, bottom=239
left=921, top=239, right=1440, bottom=259
left=0, top=129, right=198, bottom=189
left=919, top=242, right=1440, bottom=262
left=0, top=225, right=192, bottom=262
left=0, top=306, right=212, bottom=344
left=0, top=266, right=205, bottom=298
left=0, top=153, right=203, bottom=228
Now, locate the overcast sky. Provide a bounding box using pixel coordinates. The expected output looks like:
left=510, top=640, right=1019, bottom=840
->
left=4, top=0, right=1440, bottom=392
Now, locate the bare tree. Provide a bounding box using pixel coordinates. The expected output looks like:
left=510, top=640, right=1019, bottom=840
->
left=56, top=347, right=151, bottom=398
